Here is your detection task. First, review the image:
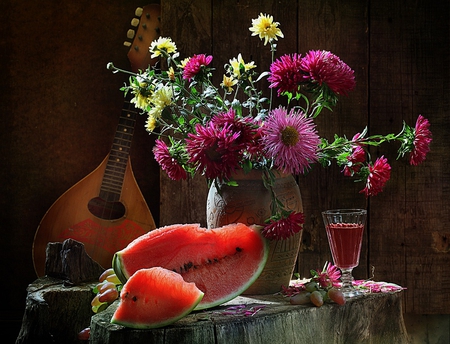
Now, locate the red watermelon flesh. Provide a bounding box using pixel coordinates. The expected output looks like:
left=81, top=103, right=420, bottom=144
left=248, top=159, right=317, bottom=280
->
left=111, top=267, right=204, bottom=329
left=113, top=223, right=268, bottom=310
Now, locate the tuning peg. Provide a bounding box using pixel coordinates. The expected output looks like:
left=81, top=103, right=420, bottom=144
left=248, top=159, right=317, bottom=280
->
left=135, top=7, right=143, bottom=17
left=131, top=18, right=139, bottom=27
left=123, top=41, right=131, bottom=47
left=127, top=29, right=135, bottom=39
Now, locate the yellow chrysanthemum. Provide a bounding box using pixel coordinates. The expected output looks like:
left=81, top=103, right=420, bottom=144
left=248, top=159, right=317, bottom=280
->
left=150, top=37, right=177, bottom=58
left=221, top=75, right=238, bottom=92
left=249, top=13, right=284, bottom=45
left=168, top=67, right=176, bottom=81
left=129, top=75, right=153, bottom=110
left=179, top=57, right=190, bottom=69
left=131, top=93, right=150, bottom=111
left=145, top=113, right=157, bottom=132
left=151, top=86, right=173, bottom=108
left=229, top=53, right=256, bottom=78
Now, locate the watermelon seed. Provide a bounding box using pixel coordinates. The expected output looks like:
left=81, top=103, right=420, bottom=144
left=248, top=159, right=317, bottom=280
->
left=132, top=296, right=137, bottom=302
left=184, top=262, right=194, bottom=271
left=236, top=247, right=242, bottom=252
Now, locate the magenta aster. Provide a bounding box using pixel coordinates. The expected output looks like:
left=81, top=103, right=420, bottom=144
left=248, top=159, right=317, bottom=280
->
left=410, top=115, right=432, bottom=166
left=211, top=109, right=259, bottom=151
left=182, top=54, right=213, bottom=81
left=186, top=122, right=242, bottom=180
left=343, top=133, right=366, bottom=177
left=153, top=139, right=188, bottom=181
left=261, top=107, right=320, bottom=175
left=268, top=53, right=304, bottom=96
left=360, top=156, right=392, bottom=197
left=343, top=146, right=365, bottom=176
left=299, top=50, right=355, bottom=95
left=261, top=211, right=304, bottom=240
left=314, top=262, right=342, bottom=289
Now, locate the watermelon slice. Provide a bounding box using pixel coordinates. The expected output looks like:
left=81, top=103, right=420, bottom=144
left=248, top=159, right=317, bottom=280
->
left=113, top=223, right=268, bottom=309
left=111, top=267, right=204, bottom=329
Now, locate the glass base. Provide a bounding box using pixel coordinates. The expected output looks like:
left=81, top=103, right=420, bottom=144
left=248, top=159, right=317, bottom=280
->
left=340, top=285, right=364, bottom=298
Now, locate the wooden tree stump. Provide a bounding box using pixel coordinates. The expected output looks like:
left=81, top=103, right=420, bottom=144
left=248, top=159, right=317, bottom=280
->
left=90, top=292, right=409, bottom=344
left=15, top=277, right=95, bottom=344
left=16, top=239, right=104, bottom=343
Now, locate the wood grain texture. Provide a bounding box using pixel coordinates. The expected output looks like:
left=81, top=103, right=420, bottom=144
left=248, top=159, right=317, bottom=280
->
left=294, top=0, right=370, bottom=280
left=368, top=0, right=450, bottom=313
left=90, top=292, right=409, bottom=344
left=16, top=277, right=95, bottom=344
left=159, top=0, right=213, bottom=227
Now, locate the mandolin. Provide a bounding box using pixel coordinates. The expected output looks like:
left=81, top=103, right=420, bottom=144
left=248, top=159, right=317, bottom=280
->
left=32, top=4, right=161, bottom=277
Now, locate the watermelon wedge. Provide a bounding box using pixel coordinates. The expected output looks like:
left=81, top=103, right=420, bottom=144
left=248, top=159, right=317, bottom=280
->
left=111, top=267, right=204, bottom=329
left=113, top=223, right=268, bottom=309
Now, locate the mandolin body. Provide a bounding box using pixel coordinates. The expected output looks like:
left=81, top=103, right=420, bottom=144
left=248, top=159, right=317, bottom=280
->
left=32, top=156, right=155, bottom=277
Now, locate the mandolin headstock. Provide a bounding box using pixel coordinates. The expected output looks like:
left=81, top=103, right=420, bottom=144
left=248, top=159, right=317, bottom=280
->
left=124, top=4, right=161, bottom=72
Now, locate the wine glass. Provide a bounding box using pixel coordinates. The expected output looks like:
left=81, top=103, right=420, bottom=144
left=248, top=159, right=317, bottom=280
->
left=322, top=209, right=367, bottom=298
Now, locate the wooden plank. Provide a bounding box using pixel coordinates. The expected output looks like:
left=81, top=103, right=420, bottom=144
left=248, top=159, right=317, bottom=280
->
left=369, top=0, right=450, bottom=313
left=295, top=0, right=370, bottom=280
left=159, top=0, right=213, bottom=226
left=404, top=314, right=450, bottom=344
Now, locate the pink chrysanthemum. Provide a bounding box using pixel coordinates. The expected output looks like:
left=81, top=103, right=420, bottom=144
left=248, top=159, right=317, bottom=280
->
left=153, top=139, right=187, bottom=181
left=182, top=54, right=213, bottom=81
left=343, top=133, right=366, bottom=177
left=261, top=107, right=320, bottom=175
left=186, top=122, right=242, bottom=180
left=343, top=146, right=365, bottom=176
left=409, top=115, right=432, bottom=166
left=211, top=109, right=259, bottom=149
left=315, top=262, right=342, bottom=289
left=268, top=53, right=304, bottom=96
left=299, top=50, right=356, bottom=95
left=261, top=211, right=304, bottom=240
left=360, top=156, right=391, bottom=197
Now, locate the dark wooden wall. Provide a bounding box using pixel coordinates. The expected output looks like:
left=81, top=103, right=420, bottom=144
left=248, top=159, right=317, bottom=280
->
left=0, top=0, right=448, bottom=341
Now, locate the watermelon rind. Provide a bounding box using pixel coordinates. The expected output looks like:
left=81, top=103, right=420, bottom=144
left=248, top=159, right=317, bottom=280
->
left=113, top=257, right=128, bottom=285
left=111, top=267, right=204, bottom=329
left=112, top=223, right=269, bottom=310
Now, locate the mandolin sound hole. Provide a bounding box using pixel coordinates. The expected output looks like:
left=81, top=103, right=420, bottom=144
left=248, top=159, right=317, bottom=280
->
left=88, top=197, right=126, bottom=220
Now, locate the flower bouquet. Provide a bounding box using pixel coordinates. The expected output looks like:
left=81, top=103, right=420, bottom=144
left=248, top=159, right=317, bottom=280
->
left=108, top=13, right=432, bottom=241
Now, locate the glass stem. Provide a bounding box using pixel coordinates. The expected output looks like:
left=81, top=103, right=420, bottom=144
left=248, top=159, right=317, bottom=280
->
left=340, top=268, right=354, bottom=290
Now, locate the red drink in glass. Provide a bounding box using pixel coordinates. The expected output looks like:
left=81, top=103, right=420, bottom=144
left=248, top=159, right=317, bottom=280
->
left=322, top=209, right=367, bottom=298
left=325, top=223, right=364, bottom=269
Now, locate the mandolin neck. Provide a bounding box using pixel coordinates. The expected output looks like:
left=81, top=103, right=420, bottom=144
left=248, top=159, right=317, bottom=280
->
left=100, top=95, right=139, bottom=202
